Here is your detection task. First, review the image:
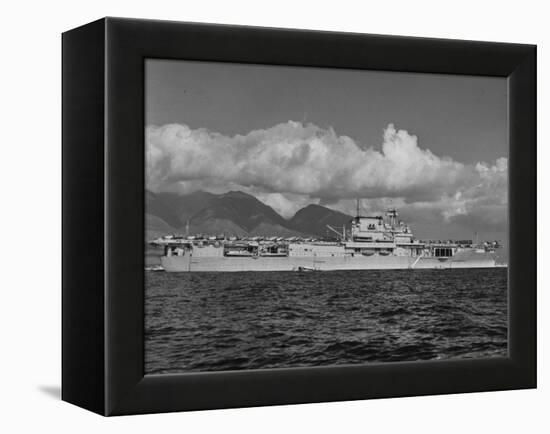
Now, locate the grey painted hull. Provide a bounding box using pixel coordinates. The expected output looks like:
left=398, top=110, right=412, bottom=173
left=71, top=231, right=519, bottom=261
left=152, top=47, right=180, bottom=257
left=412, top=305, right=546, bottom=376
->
left=161, top=250, right=497, bottom=272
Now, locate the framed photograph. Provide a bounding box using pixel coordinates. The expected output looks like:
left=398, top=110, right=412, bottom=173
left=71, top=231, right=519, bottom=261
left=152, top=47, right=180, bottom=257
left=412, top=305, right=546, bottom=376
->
left=62, top=17, right=536, bottom=415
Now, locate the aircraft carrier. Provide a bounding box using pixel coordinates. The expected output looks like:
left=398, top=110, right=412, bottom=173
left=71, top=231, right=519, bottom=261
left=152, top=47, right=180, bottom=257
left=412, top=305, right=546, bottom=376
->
left=149, top=207, right=502, bottom=272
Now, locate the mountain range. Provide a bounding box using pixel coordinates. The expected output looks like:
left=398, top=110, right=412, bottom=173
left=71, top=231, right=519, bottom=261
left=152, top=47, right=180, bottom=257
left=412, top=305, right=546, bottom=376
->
left=146, top=190, right=353, bottom=239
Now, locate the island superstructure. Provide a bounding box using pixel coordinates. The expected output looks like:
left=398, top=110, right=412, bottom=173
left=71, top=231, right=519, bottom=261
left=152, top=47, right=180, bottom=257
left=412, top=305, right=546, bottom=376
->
left=150, top=208, right=501, bottom=272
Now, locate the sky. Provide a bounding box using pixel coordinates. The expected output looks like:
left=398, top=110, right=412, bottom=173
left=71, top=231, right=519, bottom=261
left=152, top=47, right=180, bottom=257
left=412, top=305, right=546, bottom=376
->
left=145, top=59, right=508, bottom=242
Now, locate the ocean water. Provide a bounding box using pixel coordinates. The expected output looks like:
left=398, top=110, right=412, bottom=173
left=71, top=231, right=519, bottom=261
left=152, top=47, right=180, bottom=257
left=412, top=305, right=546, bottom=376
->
left=145, top=268, right=507, bottom=374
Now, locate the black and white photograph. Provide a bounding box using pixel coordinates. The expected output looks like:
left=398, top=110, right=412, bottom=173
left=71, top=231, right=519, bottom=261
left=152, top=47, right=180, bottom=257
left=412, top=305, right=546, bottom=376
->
left=0, top=0, right=543, bottom=427
left=144, top=59, right=508, bottom=374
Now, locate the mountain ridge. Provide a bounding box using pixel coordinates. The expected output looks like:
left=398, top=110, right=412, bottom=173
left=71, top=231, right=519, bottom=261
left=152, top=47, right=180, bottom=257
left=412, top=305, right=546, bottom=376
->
left=146, top=190, right=353, bottom=239
left=290, top=203, right=353, bottom=238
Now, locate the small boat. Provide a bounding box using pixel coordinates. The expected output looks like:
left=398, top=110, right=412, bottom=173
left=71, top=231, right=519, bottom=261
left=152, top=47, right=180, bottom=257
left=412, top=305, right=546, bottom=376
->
left=145, top=265, right=165, bottom=272
left=293, top=266, right=317, bottom=272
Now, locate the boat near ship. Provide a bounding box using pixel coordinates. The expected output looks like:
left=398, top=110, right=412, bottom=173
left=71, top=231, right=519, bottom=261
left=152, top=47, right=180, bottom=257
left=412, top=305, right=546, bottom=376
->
left=150, top=208, right=502, bottom=272
left=145, top=264, right=165, bottom=272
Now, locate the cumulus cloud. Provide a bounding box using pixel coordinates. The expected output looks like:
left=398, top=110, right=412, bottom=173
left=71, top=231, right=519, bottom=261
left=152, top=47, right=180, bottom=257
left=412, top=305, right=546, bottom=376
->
left=252, top=192, right=317, bottom=219
left=147, top=122, right=472, bottom=198
left=146, top=121, right=507, bottom=235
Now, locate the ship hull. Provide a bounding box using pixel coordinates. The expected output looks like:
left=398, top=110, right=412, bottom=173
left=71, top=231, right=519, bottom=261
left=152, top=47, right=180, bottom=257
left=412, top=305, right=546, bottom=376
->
left=160, top=250, right=497, bottom=272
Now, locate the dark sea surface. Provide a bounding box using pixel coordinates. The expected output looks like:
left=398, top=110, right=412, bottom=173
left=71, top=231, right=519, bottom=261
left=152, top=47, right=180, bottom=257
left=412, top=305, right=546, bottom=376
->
left=145, top=268, right=507, bottom=374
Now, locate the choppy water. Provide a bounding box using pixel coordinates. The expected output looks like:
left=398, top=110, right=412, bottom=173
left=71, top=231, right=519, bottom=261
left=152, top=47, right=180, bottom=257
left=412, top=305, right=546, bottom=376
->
left=145, top=268, right=507, bottom=374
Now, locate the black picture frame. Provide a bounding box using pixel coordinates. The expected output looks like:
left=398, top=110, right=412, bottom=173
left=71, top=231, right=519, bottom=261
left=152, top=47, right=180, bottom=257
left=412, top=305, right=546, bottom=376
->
left=62, top=17, right=536, bottom=416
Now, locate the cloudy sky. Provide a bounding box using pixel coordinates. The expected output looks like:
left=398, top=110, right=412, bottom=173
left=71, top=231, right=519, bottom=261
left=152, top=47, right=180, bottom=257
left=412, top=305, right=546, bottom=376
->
left=145, top=59, right=508, bottom=242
